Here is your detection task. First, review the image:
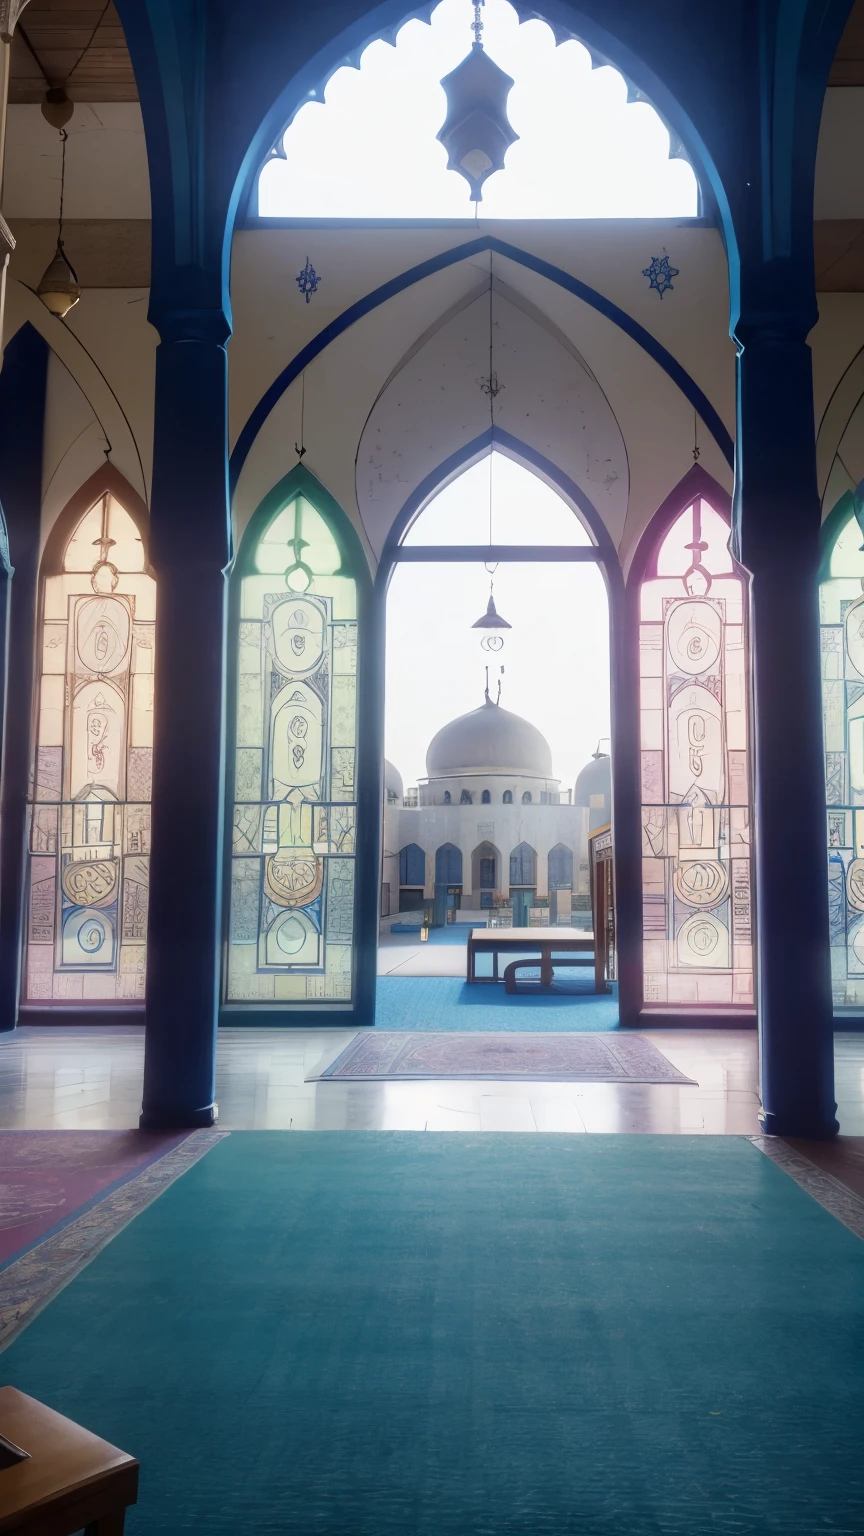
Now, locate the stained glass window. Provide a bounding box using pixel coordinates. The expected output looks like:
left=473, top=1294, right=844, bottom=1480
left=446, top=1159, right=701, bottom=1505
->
left=25, top=491, right=154, bottom=1004
left=637, top=497, right=754, bottom=1008
left=226, top=482, right=360, bottom=1007
left=819, top=499, right=864, bottom=1006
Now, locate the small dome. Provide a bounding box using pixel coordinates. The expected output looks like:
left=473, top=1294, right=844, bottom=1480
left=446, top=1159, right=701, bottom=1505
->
left=426, top=700, right=553, bottom=779
left=575, top=750, right=611, bottom=830
left=384, top=759, right=404, bottom=801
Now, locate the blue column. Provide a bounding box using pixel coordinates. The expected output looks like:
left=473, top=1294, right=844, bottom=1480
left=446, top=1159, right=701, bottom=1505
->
left=0, top=324, right=48, bottom=1032
left=734, top=317, right=838, bottom=1137
left=140, top=313, right=231, bottom=1127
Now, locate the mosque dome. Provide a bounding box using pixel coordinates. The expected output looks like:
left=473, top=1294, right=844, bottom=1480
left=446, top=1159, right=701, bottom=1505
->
left=426, top=699, right=553, bottom=779
left=574, top=748, right=612, bottom=830
left=384, top=759, right=404, bottom=802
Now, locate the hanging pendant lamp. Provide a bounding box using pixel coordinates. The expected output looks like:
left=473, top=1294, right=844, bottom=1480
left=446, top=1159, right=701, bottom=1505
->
left=472, top=588, right=511, bottom=630
left=37, top=129, right=80, bottom=318
left=471, top=268, right=512, bottom=637
left=437, top=1, right=519, bottom=204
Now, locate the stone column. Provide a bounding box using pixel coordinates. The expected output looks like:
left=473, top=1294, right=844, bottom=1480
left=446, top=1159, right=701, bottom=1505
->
left=140, top=313, right=231, bottom=1127
left=0, top=324, right=47, bottom=1029
left=734, top=315, right=838, bottom=1137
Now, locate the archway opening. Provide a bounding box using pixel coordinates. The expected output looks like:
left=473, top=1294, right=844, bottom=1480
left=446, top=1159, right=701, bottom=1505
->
left=380, top=449, right=614, bottom=1021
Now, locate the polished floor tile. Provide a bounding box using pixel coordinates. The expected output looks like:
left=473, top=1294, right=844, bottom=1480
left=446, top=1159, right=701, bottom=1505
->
left=0, top=1024, right=860, bottom=1134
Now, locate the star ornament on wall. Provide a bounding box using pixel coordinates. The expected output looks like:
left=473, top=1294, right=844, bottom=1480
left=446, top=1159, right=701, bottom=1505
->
left=296, top=257, right=320, bottom=303
left=642, top=249, right=679, bottom=298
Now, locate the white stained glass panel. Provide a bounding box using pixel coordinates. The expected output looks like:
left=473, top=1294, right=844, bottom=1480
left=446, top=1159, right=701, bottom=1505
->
left=227, top=490, right=358, bottom=1008
left=820, top=502, right=864, bottom=1008
left=638, top=500, right=754, bottom=1010
left=25, top=494, right=155, bottom=1005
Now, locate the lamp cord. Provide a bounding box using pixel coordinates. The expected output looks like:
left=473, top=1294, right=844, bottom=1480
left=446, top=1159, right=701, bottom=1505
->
left=58, top=128, right=67, bottom=246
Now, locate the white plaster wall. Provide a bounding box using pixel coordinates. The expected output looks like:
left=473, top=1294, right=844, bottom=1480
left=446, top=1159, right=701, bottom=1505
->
left=3, top=104, right=150, bottom=220
left=383, top=802, right=588, bottom=900
left=815, top=90, right=864, bottom=220
left=356, top=285, right=628, bottom=556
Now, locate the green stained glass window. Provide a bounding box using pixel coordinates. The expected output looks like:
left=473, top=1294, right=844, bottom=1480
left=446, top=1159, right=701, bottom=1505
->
left=638, top=497, right=754, bottom=1010
left=819, top=497, right=864, bottom=1007
left=226, top=480, right=360, bottom=1007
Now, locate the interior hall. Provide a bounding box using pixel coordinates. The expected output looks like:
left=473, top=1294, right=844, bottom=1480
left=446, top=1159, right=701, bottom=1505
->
left=0, top=1, right=862, bottom=1532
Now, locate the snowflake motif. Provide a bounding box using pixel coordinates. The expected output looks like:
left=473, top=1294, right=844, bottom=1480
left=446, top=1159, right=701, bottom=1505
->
left=642, top=249, right=679, bottom=299
left=295, top=256, right=320, bottom=303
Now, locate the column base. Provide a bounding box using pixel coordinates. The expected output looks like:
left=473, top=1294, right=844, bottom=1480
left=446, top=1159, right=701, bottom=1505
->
left=759, top=1110, right=839, bottom=1140
left=139, top=1102, right=218, bottom=1131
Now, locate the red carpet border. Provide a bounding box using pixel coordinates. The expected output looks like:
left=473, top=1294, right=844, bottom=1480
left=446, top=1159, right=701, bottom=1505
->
left=0, top=1130, right=227, bottom=1350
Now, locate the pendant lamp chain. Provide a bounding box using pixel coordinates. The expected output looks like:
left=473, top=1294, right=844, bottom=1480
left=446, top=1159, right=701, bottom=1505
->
left=36, top=127, right=81, bottom=318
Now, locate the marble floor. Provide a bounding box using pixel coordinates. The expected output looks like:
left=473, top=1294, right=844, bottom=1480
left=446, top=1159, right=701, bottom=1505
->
left=0, top=1024, right=861, bottom=1134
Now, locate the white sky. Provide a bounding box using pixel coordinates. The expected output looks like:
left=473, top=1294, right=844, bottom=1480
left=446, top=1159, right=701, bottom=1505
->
left=259, top=0, right=698, bottom=218
left=385, top=455, right=611, bottom=789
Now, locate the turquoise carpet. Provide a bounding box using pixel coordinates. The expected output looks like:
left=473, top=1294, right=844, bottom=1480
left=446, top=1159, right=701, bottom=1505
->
left=376, top=975, right=620, bottom=1029
left=2, top=1133, right=864, bottom=1534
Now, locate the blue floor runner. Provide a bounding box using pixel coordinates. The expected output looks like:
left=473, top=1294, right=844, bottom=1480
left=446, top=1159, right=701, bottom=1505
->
left=375, top=975, right=620, bottom=1030
left=3, top=1133, right=864, bottom=1535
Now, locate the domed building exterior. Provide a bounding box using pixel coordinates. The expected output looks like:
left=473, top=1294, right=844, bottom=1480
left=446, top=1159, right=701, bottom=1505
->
left=382, top=695, right=594, bottom=926
left=574, top=747, right=612, bottom=832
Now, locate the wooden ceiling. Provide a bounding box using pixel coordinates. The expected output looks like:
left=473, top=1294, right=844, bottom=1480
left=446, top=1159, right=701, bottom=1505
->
left=830, top=0, right=864, bottom=84
left=9, top=1, right=136, bottom=103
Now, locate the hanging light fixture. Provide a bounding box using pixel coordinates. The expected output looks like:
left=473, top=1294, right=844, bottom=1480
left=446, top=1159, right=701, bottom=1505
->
left=437, top=0, right=519, bottom=204
left=471, top=265, right=512, bottom=639
left=37, top=128, right=80, bottom=318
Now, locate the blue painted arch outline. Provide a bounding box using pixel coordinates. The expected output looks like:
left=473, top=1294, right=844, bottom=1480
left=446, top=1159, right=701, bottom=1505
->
left=229, top=234, right=734, bottom=500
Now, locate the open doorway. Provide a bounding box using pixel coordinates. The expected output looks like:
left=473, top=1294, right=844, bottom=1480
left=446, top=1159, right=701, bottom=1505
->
left=378, top=450, right=615, bottom=1028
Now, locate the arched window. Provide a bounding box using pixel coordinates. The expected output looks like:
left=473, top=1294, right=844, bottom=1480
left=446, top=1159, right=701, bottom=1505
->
left=435, top=843, right=463, bottom=885
left=399, top=843, right=426, bottom=887
left=522, top=790, right=532, bottom=805
left=443, top=790, right=451, bottom=805
left=25, top=477, right=153, bottom=1006
left=257, top=2, right=698, bottom=219
left=636, top=494, right=753, bottom=1009
left=226, top=468, right=367, bottom=1009
left=548, top=843, right=573, bottom=891
left=503, top=790, right=513, bottom=805
left=819, top=496, right=864, bottom=1006
left=481, top=789, right=491, bottom=805
left=460, top=789, right=473, bottom=805
left=510, top=843, right=537, bottom=886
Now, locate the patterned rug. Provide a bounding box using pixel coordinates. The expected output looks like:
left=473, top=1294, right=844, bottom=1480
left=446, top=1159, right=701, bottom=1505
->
left=310, top=1031, right=695, bottom=1083
left=0, top=1130, right=227, bottom=1350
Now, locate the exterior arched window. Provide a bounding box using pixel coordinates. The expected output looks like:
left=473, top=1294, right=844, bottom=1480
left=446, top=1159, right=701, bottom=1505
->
left=819, top=494, right=864, bottom=1006
left=25, top=473, right=153, bottom=1007
left=510, top=843, right=537, bottom=886
left=481, top=789, right=491, bottom=805
left=548, top=843, right=573, bottom=891
left=460, top=789, right=472, bottom=805
left=225, top=467, right=369, bottom=1011
left=443, top=790, right=451, bottom=805
left=522, top=790, right=532, bottom=805
left=503, top=790, right=513, bottom=805
left=435, top=844, right=462, bottom=885
left=399, top=844, right=426, bottom=887
left=635, top=493, right=753, bottom=1010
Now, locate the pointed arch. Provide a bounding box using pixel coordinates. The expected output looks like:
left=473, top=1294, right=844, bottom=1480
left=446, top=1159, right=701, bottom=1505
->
left=22, top=466, right=156, bottom=1010
left=626, top=468, right=755, bottom=1019
left=224, top=463, right=376, bottom=1023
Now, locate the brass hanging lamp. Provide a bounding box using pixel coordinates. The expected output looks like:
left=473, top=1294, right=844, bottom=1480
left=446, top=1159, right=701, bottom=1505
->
left=437, top=0, right=519, bottom=204
left=37, top=128, right=80, bottom=318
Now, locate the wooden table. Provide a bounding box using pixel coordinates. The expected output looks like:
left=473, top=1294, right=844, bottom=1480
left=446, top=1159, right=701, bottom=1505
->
left=466, top=927, right=606, bottom=993
left=0, top=1387, right=138, bottom=1534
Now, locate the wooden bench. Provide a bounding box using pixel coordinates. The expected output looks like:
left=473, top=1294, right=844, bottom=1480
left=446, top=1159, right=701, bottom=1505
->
left=503, top=954, right=599, bottom=995
left=467, top=927, right=608, bottom=993
left=0, top=1387, right=138, bottom=1535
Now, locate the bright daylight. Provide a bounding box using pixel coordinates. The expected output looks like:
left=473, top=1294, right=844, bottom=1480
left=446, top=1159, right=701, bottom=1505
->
left=258, top=0, right=699, bottom=218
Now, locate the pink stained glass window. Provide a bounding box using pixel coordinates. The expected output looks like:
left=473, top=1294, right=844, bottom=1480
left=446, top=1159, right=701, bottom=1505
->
left=637, top=497, right=754, bottom=1009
